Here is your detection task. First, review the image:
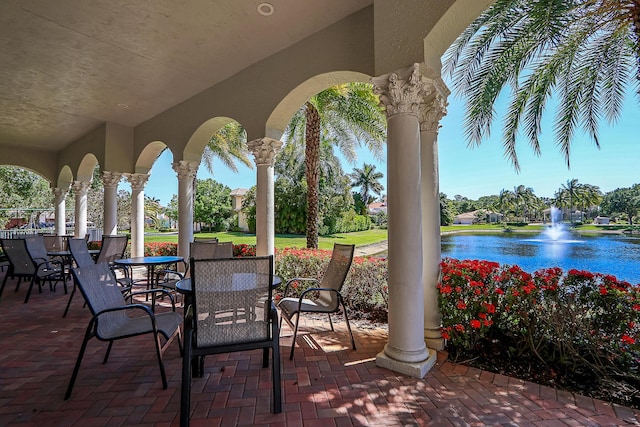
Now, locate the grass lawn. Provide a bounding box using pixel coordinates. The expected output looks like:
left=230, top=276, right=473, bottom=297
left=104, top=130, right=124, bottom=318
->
left=143, top=222, right=621, bottom=248
left=144, top=229, right=389, bottom=250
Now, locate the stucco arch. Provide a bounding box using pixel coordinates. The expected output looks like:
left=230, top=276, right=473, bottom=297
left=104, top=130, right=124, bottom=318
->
left=266, top=71, right=372, bottom=139
left=56, top=166, right=74, bottom=190
left=136, top=141, right=169, bottom=174
left=77, top=154, right=99, bottom=182
left=422, top=0, right=494, bottom=76
left=183, top=117, right=240, bottom=163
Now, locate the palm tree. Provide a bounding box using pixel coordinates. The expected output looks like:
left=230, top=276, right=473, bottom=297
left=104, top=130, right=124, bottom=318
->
left=444, top=0, right=640, bottom=171
left=513, top=185, right=536, bottom=222
left=560, top=178, right=581, bottom=222
left=283, top=83, right=387, bottom=248
left=200, top=122, right=253, bottom=174
left=349, top=163, right=384, bottom=215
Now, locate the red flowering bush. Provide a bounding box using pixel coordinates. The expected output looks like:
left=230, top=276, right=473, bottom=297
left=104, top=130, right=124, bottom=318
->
left=439, top=257, right=640, bottom=408
left=233, top=244, right=256, bottom=257
left=144, top=242, right=177, bottom=256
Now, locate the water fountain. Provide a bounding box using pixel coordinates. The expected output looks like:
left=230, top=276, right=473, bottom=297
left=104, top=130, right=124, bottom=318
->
left=544, top=206, right=570, bottom=241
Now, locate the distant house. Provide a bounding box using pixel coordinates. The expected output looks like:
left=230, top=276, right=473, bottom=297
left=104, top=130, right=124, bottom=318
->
left=368, top=197, right=387, bottom=215
left=593, top=216, right=610, bottom=225
left=230, top=188, right=249, bottom=231
left=453, top=209, right=502, bottom=225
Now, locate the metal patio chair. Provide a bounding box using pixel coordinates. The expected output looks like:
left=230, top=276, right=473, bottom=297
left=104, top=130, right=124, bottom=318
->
left=277, top=243, right=356, bottom=360
left=65, top=262, right=182, bottom=399
left=180, top=256, right=281, bottom=426
left=0, top=237, right=65, bottom=303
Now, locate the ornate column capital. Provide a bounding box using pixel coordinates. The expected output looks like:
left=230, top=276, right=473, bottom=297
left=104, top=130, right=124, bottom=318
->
left=71, top=181, right=90, bottom=196
left=372, top=63, right=425, bottom=118
left=247, top=137, right=283, bottom=166
left=124, top=173, right=150, bottom=191
left=53, top=187, right=69, bottom=200
left=172, top=160, right=199, bottom=181
left=102, top=171, right=123, bottom=188
left=419, top=77, right=450, bottom=133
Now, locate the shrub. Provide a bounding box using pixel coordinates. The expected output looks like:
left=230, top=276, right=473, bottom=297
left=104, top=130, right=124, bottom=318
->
left=439, top=257, right=640, bottom=407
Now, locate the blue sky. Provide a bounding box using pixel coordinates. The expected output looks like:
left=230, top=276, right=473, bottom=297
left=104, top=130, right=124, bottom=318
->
left=142, top=85, right=640, bottom=207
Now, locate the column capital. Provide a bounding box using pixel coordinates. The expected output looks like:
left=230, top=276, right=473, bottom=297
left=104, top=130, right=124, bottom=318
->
left=419, top=77, right=450, bottom=133
left=102, top=171, right=123, bottom=188
left=172, top=160, right=199, bottom=181
left=125, top=173, right=150, bottom=191
left=53, top=187, right=69, bottom=199
left=247, top=137, right=283, bottom=166
left=372, top=63, right=425, bottom=118
left=71, top=181, right=90, bottom=195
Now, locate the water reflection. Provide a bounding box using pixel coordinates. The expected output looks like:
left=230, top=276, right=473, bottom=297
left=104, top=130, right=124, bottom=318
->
left=441, top=231, right=640, bottom=284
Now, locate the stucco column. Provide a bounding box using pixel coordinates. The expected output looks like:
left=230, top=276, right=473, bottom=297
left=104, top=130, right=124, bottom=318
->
left=53, top=187, right=69, bottom=236
left=102, top=171, right=122, bottom=236
left=172, top=161, right=199, bottom=260
left=125, top=173, right=149, bottom=257
left=247, top=138, right=282, bottom=258
left=71, top=181, right=90, bottom=239
left=373, top=64, right=436, bottom=378
left=420, top=77, right=450, bottom=351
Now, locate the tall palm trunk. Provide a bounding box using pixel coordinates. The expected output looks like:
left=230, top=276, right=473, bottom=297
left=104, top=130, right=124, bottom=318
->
left=632, top=0, right=640, bottom=80
left=305, top=103, right=320, bottom=249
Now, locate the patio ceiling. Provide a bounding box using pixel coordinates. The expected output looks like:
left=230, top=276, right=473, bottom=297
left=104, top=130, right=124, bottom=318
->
left=0, top=0, right=371, bottom=152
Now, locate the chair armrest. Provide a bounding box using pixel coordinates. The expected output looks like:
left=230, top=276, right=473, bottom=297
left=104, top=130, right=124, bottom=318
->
left=294, top=287, right=342, bottom=310
left=94, top=303, right=155, bottom=319
left=155, top=269, right=184, bottom=282
left=282, top=277, right=319, bottom=298
left=130, top=288, right=177, bottom=310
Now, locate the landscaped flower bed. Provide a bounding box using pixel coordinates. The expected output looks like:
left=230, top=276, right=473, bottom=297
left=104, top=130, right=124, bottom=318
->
left=439, top=257, right=640, bottom=408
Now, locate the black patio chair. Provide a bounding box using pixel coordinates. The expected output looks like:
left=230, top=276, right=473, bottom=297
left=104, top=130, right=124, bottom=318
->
left=96, top=234, right=133, bottom=292
left=180, top=256, right=281, bottom=426
left=0, top=237, right=65, bottom=303
left=277, top=243, right=356, bottom=360
left=155, top=241, right=230, bottom=303
left=63, top=238, right=102, bottom=317
left=65, top=262, right=182, bottom=399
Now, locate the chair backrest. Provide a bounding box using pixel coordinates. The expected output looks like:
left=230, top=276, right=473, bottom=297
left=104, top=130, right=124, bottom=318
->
left=193, top=237, right=218, bottom=243
left=0, top=238, right=35, bottom=275
left=24, top=234, right=51, bottom=265
left=189, top=241, right=218, bottom=260
left=71, top=262, right=129, bottom=338
left=96, top=235, right=128, bottom=264
left=190, top=256, right=273, bottom=347
left=42, top=235, right=67, bottom=252
left=213, top=241, right=234, bottom=258
left=68, top=238, right=95, bottom=268
left=318, top=244, right=355, bottom=309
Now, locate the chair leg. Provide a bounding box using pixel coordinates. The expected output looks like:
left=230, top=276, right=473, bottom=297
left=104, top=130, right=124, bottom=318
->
left=24, top=277, right=37, bottom=303
left=103, top=341, right=114, bottom=364
left=328, top=313, right=334, bottom=331
left=0, top=272, right=8, bottom=300
left=153, top=330, right=168, bottom=389
left=180, top=329, right=193, bottom=427
left=63, top=283, right=77, bottom=317
left=342, top=302, right=356, bottom=351
left=271, top=316, right=282, bottom=413
left=290, top=313, right=301, bottom=360
left=65, top=325, right=94, bottom=400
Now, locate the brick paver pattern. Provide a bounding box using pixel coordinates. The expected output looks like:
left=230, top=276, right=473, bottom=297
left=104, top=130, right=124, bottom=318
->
left=0, top=269, right=638, bottom=426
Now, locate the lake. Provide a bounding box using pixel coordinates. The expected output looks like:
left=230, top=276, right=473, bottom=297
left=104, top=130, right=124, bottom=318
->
left=441, top=231, right=640, bottom=285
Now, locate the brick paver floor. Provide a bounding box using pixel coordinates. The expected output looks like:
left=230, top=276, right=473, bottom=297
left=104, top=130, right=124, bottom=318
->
left=0, top=271, right=638, bottom=426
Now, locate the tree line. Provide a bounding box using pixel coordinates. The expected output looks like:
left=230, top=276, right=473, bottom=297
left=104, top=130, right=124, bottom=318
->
left=441, top=179, right=640, bottom=225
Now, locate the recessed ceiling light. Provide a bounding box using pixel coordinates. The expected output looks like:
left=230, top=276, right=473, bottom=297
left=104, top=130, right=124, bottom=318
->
left=257, top=2, right=274, bottom=16
left=117, top=103, right=129, bottom=109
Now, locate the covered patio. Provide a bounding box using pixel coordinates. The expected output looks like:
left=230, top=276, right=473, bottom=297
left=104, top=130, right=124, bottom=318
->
left=0, top=274, right=636, bottom=426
